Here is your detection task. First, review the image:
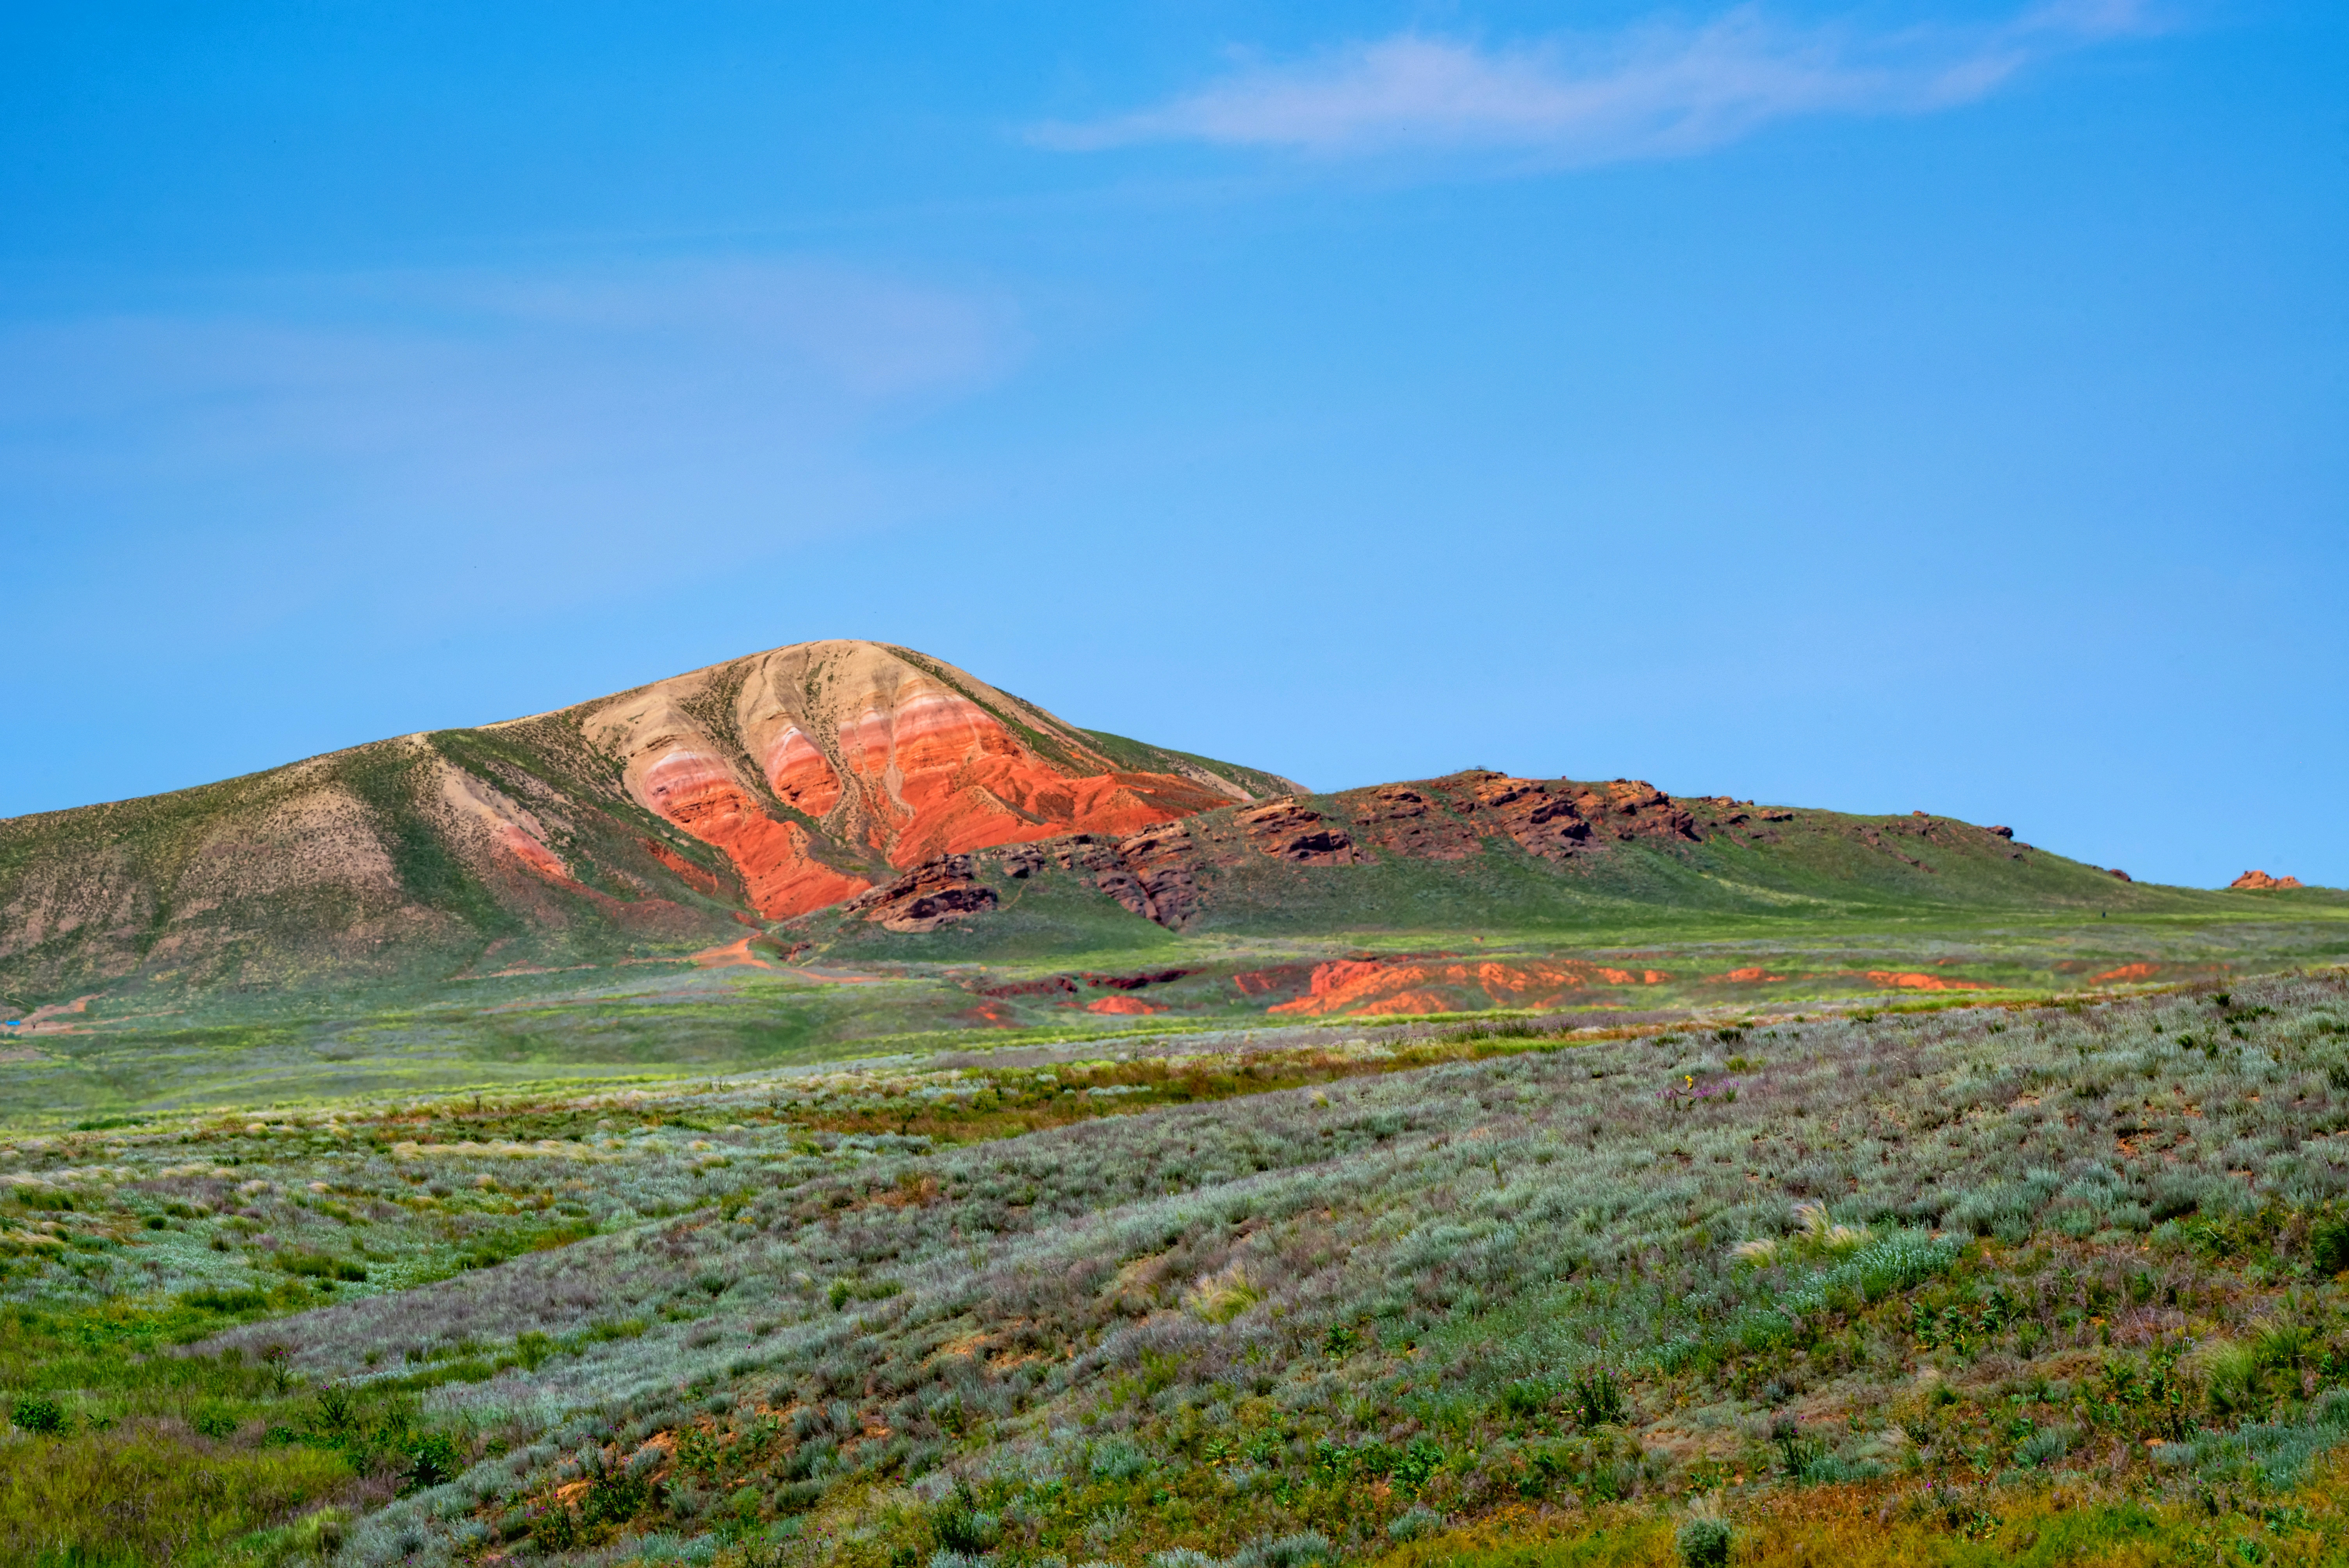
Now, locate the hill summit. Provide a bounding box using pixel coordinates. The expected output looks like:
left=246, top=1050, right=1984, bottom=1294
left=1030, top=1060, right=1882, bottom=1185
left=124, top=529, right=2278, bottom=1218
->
left=0, top=641, right=1296, bottom=1003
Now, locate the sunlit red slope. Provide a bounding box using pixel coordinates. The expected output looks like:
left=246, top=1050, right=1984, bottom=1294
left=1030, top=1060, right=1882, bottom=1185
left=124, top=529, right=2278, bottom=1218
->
left=579, top=640, right=1292, bottom=918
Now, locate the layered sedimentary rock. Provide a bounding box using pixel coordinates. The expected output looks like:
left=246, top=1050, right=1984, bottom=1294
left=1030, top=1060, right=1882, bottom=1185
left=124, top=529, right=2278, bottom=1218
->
left=1237, top=801, right=1358, bottom=865
left=844, top=856, right=1000, bottom=934
left=580, top=640, right=1294, bottom=919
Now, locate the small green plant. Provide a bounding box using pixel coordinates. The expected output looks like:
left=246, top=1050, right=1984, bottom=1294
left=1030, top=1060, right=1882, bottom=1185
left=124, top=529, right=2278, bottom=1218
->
left=1570, top=1368, right=1626, bottom=1429
left=1499, top=1378, right=1554, bottom=1419
left=402, top=1431, right=462, bottom=1493
left=581, top=1452, right=652, bottom=1525
left=1676, top=1515, right=1732, bottom=1568
left=531, top=1502, right=581, bottom=1551
left=10, top=1394, right=66, bottom=1434
left=311, top=1383, right=356, bottom=1439
left=2309, top=1214, right=2349, bottom=1276
left=931, top=1479, right=999, bottom=1553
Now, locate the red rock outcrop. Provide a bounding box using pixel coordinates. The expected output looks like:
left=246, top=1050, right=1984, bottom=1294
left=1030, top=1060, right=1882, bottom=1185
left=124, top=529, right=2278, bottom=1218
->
left=1343, top=784, right=1481, bottom=860
left=1123, top=829, right=1209, bottom=927
left=1447, top=774, right=1594, bottom=858
left=843, top=855, right=998, bottom=934
left=1565, top=779, right=1700, bottom=843
left=2230, top=870, right=2303, bottom=891
left=1238, top=801, right=1358, bottom=864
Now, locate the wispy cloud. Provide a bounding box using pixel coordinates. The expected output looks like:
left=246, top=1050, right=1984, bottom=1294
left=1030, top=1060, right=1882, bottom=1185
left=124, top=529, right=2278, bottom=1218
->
left=1031, top=1, right=2157, bottom=164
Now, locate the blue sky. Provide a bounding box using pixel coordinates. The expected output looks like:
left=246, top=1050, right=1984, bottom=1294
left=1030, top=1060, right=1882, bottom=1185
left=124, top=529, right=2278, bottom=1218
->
left=3, top=1, right=2343, bottom=889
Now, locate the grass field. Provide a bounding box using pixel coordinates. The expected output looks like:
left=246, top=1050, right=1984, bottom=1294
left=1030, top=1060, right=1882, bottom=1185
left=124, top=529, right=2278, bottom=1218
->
left=9, top=961, right=2349, bottom=1565
left=9, top=886, right=2348, bottom=1126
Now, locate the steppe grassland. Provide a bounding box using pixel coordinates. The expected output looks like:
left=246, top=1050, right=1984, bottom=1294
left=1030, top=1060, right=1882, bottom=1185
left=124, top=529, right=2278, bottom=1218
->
left=10, top=973, right=2349, bottom=1565
left=18, top=892, right=2349, bottom=1129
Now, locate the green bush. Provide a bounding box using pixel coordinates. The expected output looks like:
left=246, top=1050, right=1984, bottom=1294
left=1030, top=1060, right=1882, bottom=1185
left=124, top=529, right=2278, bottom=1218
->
left=581, top=1455, right=653, bottom=1525
left=531, top=1502, right=581, bottom=1550
left=1499, top=1377, right=1554, bottom=1418
left=2309, top=1214, right=2349, bottom=1276
left=10, top=1393, right=65, bottom=1434
left=931, top=1480, right=999, bottom=1553
left=402, top=1431, right=462, bottom=1493
left=1676, top=1516, right=1732, bottom=1568
left=1569, top=1368, right=1626, bottom=1429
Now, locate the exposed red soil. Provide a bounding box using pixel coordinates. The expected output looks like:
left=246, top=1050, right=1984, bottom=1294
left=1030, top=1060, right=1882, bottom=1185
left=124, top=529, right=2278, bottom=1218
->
left=1266, top=957, right=1667, bottom=1017
left=642, top=839, right=729, bottom=900
left=493, top=827, right=574, bottom=886
left=2230, top=870, right=2304, bottom=891
left=979, top=975, right=1081, bottom=998
left=18, top=994, right=100, bottom=1035
left=640, top=749, right=872, bottom=919
left=1716, top=967, right=1789, bottom=983
left=690, top=937, right=774, bottom=970
left=2092, top=962, right=2162, bottom=983
left=1085, top=996, right=1162, bottom=1016
left=1085, top=968, right=1196, bottom=990
left=973, top=967, right=1192, bottom=1000
left=1864, top=971, right=1990, bottom=992
left=1232, top=964, right=1319, bottom=998
left=837, top=689, right=1236, bottom=869
left=482, top=825, right=711, bottom=938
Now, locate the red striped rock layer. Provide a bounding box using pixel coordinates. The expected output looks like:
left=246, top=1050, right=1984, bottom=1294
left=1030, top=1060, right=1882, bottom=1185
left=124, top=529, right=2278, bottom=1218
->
left=580, top=641, right=1262, bottom=920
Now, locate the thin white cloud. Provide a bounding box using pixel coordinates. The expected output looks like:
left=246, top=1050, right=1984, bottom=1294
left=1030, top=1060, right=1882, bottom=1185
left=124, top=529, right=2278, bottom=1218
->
left=1032, top=1, right=2158, bottom=163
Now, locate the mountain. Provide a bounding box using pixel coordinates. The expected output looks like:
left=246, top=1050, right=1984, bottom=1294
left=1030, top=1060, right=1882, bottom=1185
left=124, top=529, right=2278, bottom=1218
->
left=4, top=640, right=2334, bottom=1025
left=0, top=641, right=1298, bottom=1007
